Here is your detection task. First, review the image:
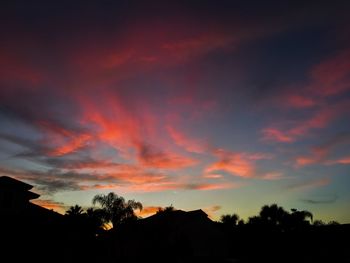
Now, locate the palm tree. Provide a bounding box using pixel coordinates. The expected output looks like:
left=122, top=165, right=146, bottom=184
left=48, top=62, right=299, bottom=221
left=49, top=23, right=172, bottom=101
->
left=92, top=192, right=142, bottom=229
left=85, top=207, right=106, bottom=233
left=65, top=205, right=84, bottom=216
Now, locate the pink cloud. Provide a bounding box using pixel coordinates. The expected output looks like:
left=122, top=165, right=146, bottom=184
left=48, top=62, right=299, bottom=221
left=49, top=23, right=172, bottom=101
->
left=262, top=49, right=350, bottom=144
left=262, top=102, right=348, bottom=143
left=326, top=156, right=350, bottom=165
left=309, top=49, right=350, bottom=96
left=284, top=94, right=317, bottom=109
left=262, top=128, right=295, bottom=143
left=295, top=133, right=350, bottom=167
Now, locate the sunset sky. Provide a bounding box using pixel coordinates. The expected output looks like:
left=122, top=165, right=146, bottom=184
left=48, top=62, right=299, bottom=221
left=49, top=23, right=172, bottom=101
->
left=1, top=1, right=349, bottom=222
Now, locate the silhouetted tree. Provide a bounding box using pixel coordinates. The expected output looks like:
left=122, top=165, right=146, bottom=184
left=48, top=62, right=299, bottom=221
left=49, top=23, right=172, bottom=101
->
left=313, top=219, right=326, bottom=226
left=85, top=208, right=106, bottom=233
left=259, top=204, right=288, bottom=227
left=289, top=208, right=313, bottom=228
left=327, top=220, right=340, bottom=225
left=92, top=192, right=142, bottom=229
left=66, top=205, right=84, bottom=216
left=220, top=213, right=240, bottom=228
left=156, top=205, right=175, bottom=214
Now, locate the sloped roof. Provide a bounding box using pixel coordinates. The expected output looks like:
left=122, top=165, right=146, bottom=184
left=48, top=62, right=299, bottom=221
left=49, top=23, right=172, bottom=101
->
left=0, top=176, right=34, bottom=191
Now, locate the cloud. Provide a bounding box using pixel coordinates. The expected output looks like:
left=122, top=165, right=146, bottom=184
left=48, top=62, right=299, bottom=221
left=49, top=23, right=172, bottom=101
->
left=262, top=128, right=296, bottom=143
left=284, top=94, right=317, bottom=109
left=0, top=166, right=96, bottom=193
left=286, top=178, right=331, bottom=192
left=31, top=199, right=67, bottom=214
left=301, top=194, right=338, bottom=204
left=203, top=205, right=222, bottom=219
left=38, top=121, right=92, bottom=156
left=262, top=103, right=348, bottom=143
left=309, top=48, right=350, bottom=97
left=136, top=142, right=197, bottom=169
left=205, top=149, right=275, bottom=179
left=295, top=133, right=350, bottom=167
left=327, top=156, right=350, bottom=165
left=135, top=206, right=162, bottom=218
left=261, top=48, right=350, bottom=144
left=167, top=126, right=208, bottom=153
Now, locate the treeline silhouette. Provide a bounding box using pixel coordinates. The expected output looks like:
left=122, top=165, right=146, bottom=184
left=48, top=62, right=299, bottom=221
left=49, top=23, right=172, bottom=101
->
left=1, top=191, right=349, bottom=263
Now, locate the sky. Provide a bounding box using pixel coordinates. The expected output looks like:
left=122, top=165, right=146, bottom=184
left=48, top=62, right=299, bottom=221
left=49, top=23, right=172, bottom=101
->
left=0, top=0, right=349, bottom=222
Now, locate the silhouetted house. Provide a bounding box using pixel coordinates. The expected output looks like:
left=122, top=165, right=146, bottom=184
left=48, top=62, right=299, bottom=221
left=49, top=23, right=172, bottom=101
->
left=0, top=176, right=39, bottom=213
left=111, top=209, right=230, bottom=262
left=0, top=176, right=62, bottom=220
left=0, top=176, right=68, bottom=263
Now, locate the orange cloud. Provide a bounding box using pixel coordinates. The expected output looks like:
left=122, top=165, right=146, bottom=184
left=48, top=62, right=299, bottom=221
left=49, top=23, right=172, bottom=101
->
left=295, top=148, right=327, bottom=167
left=167, top=126, right=208, bottom=153
left=31, top=199, right=66, bottom=214
left=108, top=171, right=167, bottom=185
left=80, top=97, right=142, bottom=152
left=112, top=180, right=238, bottom=193
left=206, top=149, right=277, bottom=179
left=188, top=183, right=235, bottom=191
left=205, top=149, right=272, bottom=178
left=203, top=174, right=223, bottom=179
left=206, top=149, right=256, bottom=178
left=49, top=133, right=91, bottom=156
left=135, top=206, right=162, bottom=218
left=38, top=121, right=92, bottom=156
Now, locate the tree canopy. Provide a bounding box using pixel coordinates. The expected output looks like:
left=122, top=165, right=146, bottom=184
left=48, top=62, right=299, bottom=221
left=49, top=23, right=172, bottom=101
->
left=92, top=192, right=142, bottom=229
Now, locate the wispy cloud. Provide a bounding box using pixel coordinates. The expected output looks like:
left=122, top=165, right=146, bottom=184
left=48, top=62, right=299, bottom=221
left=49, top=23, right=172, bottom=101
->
left=205, top=149, right=277, bottom=179
left=295, top=133, right=350, bottom=167
left=301, top=194, right=338, bottom=204
left=203, top=205, right=222, bottom=219
left=31, top=199, right=67, bottom=214
left=136, top=142, right=197, bottom=169
left=167, top=126, right=208, bottom=154
left=286, top=178, right=331, bottom=192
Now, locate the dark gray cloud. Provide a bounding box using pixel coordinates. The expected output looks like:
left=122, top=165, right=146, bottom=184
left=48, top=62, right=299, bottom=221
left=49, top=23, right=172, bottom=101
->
left=0, top=166, right=114, bottom=194
left=301, top=194, right=338, bottom=204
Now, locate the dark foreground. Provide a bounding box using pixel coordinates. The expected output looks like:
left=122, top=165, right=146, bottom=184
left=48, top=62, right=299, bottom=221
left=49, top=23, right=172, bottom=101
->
left=1, top=212, right=349, bottom=263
